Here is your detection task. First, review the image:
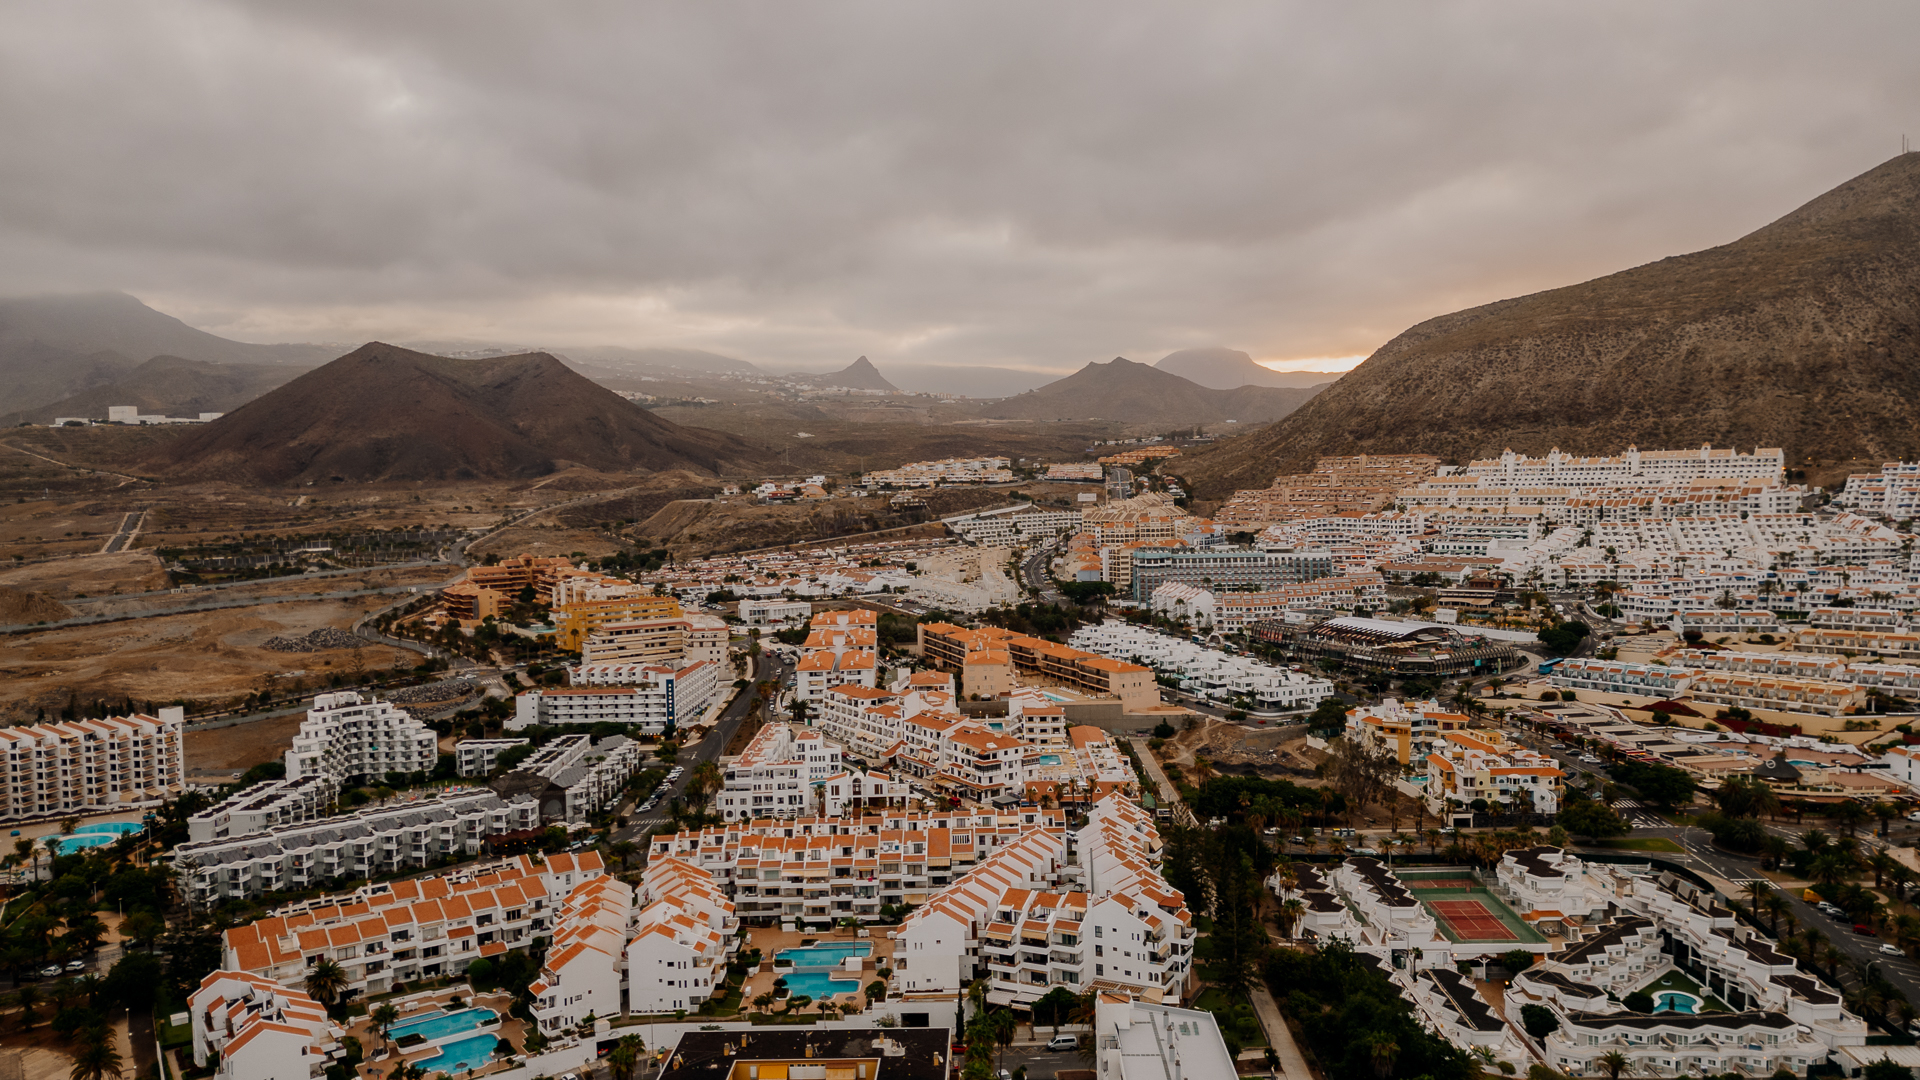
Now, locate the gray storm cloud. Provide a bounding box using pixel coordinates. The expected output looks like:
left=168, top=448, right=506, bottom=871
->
left=0, top=1, right=1915, bottom=374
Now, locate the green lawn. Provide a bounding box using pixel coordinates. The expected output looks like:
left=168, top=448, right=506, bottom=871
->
left=1191, top=988, right=1266, bottom=1048
left=1591, top=837, right=1685, bottom=853
left=1638, top=969, right=1730, bottom=1013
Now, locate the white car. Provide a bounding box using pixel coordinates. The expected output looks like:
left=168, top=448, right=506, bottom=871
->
left=1882, top=943, right=1904, bottom=956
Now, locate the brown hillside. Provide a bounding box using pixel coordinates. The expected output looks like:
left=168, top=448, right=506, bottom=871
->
left=147, top=342, right=767, bottom=485
left=3, top=355, right=300, bottom=425
left=975, top=357, right=1325, bottom=426
left=1179, top=154, right=1920, bottom=497
left=0, top=585, right=75, bottom=625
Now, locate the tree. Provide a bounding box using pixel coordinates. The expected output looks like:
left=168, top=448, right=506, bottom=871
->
left=608, top=1035, right=643, bottom=1080
left=1611, top=761, right=1697, bottom=811
left=121, top=912, right=163, bottom=952
left=1556, top=798, right=1629, bottom=842
left=104, top=952, right=162, bottom=1012
left=1866, top=1056, right=1916, bottom=1080
left=1519, top=1003, right=1559, bottom=1039
left=1596, top=1049, right=1632, bottom=1079
left=68, top=1030, right=122, bottom=1080
left=305, top=958, right=348, bottom=1012
left=372, top=1003, right=401, bottom=1052
left=1621, top=990, right=1654, bottom=1014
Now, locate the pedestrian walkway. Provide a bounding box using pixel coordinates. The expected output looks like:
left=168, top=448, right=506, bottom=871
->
left=1247, top=984, right=1311, bottom=1080
left=1127, top=738, right=1195, bottom=827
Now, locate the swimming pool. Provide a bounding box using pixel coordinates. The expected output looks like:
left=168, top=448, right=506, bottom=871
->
left=413, top=1032, right=500, bottom=1073
left=46, top=822, right=144, bottom=856
left=781, top=971, right=864, bottom=999
left=1038, top=754, right=1062, bottom=766
left=776, top=943, right=871, bottom=968
left=390, top=1008, right=498, bottom=1042
left=1653, top=992, right=1699, bottom=1014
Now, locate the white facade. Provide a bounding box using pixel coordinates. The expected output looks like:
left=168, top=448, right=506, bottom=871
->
left=517, top=660, right=720, bottom=732
left=716, top=723, right=845, bottom=822
left=739, top=598, right=812, bottom=627
left=1068, top=620, right=1335, bottom=710
left=188, top=775, right=340, bottom=843
left=455, top=738, right=531, bottom=777
left=189, top=971, right=342, bottom=1080
left=175, top=790, right=544, bottom=904
left=529, top=876, right=633, bottom=1037
left=0, top=710, right=186, bottom=820
left=284, top=692, right=438, bottom=784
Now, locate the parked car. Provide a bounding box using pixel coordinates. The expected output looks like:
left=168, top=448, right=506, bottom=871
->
left=64, top=960, right=86, bottom=973
left=1047, top=1035, right=1080, bottom=1052
left=38, top=965, right=60, bottom=978
left=1882, top=943, right=1904, bottom=956
left=1854, top=924, right=1878, bottom=936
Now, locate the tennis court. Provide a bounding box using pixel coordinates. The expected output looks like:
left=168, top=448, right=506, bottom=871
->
left=1430, top=899, right=1520, bottom=941
left=1405, top=877, right=1479, bottom=890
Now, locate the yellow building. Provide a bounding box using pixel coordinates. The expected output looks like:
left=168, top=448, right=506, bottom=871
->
left=555, top=594, right=684, bottom=651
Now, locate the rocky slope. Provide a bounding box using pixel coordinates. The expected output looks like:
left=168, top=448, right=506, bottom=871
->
left=1179, top=154, right=1920, bottom=497
left=148, top=342, right=766, bottom=484
left=975, top=356, right=1325, bottom=426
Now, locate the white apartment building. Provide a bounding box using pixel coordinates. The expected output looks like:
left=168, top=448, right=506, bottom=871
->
left=284, top=692, right=438, bottom=785
left=863, top=457, right=1013, bottom=488
left=189, top=971, right=343, bottom=1080
left=493, top=735, right=642, bottom=822
left=174, top=790, right=544, bottom=904
left=1068, top=620, right=1335, bottom=710
left=1093, top=986, right=1235, bottom=1080
left=581, top=612, right=728, bottom=668
left=626, top=857, right=738, bottom=1014
left=1424, top=730, right=1564, bottom=822
left=715, top=723, right=844, bottom=822
left=794, top=649, right=878, bottom=702
left=529, top=876, right=633, bottom=1038
left=947, top=504, right=1084, bottom=546
left=188, top=775, right=339, bottom=843
left=649, top=806, right=1061, bottom=926
left=895, top=797, right=1193, bottom=1006
left=1461, top=445, right=1785, bottom=485
left=221, top=852, right=604, bottom=999
left=739, top=598, right=812, bottom=627
left=515, top=659, right=721, bottom=734
left=455, top=738, right=530, bottom=778
left=0, top=710, right=186, bottom=821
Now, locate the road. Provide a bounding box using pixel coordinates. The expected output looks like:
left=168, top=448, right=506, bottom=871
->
left=1127, top=737, right=1195, bottom=827
left=614, top=650, right=789, bottom=842
left=99, top=509, right=146, bottom=553
left=1019, top=538, right=1065, bottom=605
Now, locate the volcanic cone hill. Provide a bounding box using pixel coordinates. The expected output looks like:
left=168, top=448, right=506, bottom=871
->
left=1179, top=153, right=1920, bottom=498
left=975, top=356, right=1325, bottom=426
left=148, top=342, right=766, bottom=484
left=809, top=355, right=900, bottom=392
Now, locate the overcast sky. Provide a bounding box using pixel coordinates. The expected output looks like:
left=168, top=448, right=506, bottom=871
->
left=2, top=2, right=1916, bottom=378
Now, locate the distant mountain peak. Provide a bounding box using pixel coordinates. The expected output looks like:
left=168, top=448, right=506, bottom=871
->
left=813, top=355, right=899, bottom=392
left=1154, top=346, right=1344, bottom=390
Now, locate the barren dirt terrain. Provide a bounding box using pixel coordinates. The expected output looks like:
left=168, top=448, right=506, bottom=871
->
left=0, top=595, right=413, bottom=721
left=185, top=714, right=307, bottom=779
left=0, top=551, right=171, bottom=598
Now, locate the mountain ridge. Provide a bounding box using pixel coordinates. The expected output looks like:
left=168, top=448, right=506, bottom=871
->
left=973, top=356, right=1325, bottom=426
left=1177, top=153, right=1920, bottom=498
left=1154, top=347, right=1343, bottom=390
left=147, top=342, right=767, bottom=484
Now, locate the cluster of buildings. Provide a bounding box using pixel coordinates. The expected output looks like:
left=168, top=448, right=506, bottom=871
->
left=1148, top=574, right=1387, bottom=632
left=1272, top=846, right=1870, bottom=1076
left=51, top=404, right=224, bottom=426
left=861, top=456, right=1014, bottom=489
left=1215, top=454, right=1442, bottom=530
left=916, top=620, right=1156, bottom=711
left=945, top=503, right=1083, bottom=546
left=1067, top=620, right=1335, bottom=711
left=0, top=710, right=185, bottom=823
left=512, top=657, right=723, bottom=733
left=1342, top=699, right=1564, bottom=821
left=625, top=536, right=951, bottom=605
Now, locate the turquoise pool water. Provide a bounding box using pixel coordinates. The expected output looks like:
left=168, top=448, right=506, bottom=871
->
left=1653, top=992, right=1698, bottom=1014
left=776, top=943, right=871, bottom=967
left=47, top=822, right=144, bottom=855
left=782, top=972, right=864, bottom=999
left=413, top=1032, right=499, bottom=1073
left=390, top=1008, right=497, bottom=1042
left=1038, top=754, right=1062, bottom=765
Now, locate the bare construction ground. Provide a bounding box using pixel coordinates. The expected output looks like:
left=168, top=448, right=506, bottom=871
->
left=185, top=713, right=307, bottom=779
left=0, top=595, right=413, bottom=721
left=0, top=551, right=171, bottom=598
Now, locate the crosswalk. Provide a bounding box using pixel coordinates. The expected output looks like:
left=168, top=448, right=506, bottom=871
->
left=1610, top=799, right=1668, bottom=828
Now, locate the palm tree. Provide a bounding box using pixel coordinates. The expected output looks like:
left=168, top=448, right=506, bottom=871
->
left=608, top=1035, right=642, bottom=1080
left=1596, top=1049, right=1632, bottom=1079
left=1279, top=899, right=1305, bottom=939
left=59, top=818, right=78, bottom=838
left=68, top=1030, right=121, bottom=1080
left=611, top=840, right=637, bottom=872
left=1425, top=828, right=1441, bottom=855
left=689, top=761, right=723, bottom=802
left=371, top=1003, right=400, bottom=1052
left=305, top=958, right=348, bottom=1013
left=1363, top=1032, right=1399, bottom=1079
left=1873, top=801, right=1900, bottom=838
left=752, top=992, right=775, bottom=1014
